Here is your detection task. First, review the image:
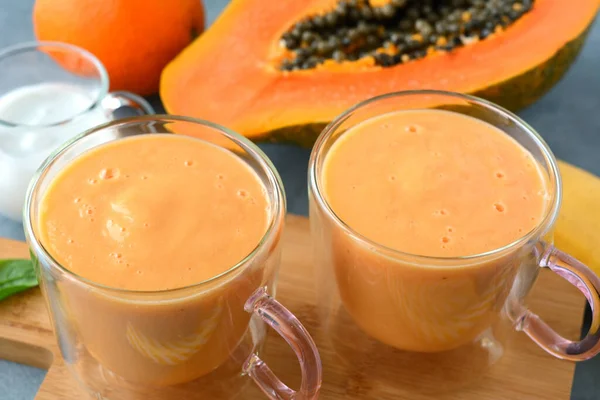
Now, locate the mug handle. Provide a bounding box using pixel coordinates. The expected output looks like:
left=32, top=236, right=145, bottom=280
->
left=511, top=243, right=600, bottom=361
left=244, top=287, right=322, bottom=400
left=101, top=91, right=155, bottom=116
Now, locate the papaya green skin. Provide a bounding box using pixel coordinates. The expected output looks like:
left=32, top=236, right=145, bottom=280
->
left=257, top=25, right=594, bottom=148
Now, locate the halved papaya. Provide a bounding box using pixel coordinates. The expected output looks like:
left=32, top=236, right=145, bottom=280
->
left=161, top=0, right=599, bottom=146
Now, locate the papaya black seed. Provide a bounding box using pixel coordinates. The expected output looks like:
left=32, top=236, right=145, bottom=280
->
left=361, top=6, right=374, bottom=20
left=348, top=8, right=361, bottom=21
left=332, top=49, right=346, bottom=61
left=366, top=35, right=379, bottom=48
left=279, top=0, right=536, bottom=70
left=390, top=32, right=403, bottom=44
left=381, top=4, right=396, bottom=18
left=415, top=20, right=433, bottom=36
left=398, top=19, right=412, bottom=31
left=479, top=28, right=492, bottom=39
left=325, top=12, right=339, bottom=27
left=313, top=15, right=325, bottom=28
left=406, top=7, right=420, bottom=20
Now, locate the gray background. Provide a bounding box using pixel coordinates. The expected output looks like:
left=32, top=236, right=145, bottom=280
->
left=0, top=1, right=599, bottom=399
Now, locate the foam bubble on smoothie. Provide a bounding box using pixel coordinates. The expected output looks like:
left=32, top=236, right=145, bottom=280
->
left=99, top=168, right=120, bottom=180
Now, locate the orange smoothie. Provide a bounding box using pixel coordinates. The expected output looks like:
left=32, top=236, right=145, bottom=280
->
left=321, top=109, right=549, bottom=352
left=37, top=134, right=271, bottom=385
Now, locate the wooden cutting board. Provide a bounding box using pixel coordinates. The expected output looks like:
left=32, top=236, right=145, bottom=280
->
left=0, top=215, right=584, bottom=399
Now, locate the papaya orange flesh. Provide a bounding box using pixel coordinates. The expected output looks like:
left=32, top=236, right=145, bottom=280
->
left=161, top=0, right=599, bottom=145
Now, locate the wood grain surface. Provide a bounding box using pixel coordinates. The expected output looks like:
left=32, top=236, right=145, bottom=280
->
left=0, top=215, right=584, bottom=399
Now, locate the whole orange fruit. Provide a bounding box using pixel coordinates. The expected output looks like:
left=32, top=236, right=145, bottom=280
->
left=33, top=0, right=204, bottom=95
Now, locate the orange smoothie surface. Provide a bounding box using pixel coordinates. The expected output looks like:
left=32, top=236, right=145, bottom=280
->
left=39, top=134, right=270, bottom=291
left=322, top=109, right=549, bottom=258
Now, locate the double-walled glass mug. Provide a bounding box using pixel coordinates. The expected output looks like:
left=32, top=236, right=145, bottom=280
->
left=0, top=41, right=154, bottom=221
left=308, top=90, right=600, bottom=392
left=24, top=116, right=322, bottom=400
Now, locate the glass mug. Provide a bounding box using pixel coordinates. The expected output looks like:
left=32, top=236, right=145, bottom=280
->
left=0, top=41, right=154, bottom=221
left=24, top=116, right=322, bottom=399
left=308, top=90, right=600, bottom=391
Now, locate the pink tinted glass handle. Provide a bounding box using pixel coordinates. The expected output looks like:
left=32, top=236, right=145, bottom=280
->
left=244, top=287, right=322, bottom=400
left=513, top=244, right=600, bottom=361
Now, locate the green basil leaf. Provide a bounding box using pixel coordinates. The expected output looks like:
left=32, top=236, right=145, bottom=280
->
left=0, top=259, right=38, bottom=301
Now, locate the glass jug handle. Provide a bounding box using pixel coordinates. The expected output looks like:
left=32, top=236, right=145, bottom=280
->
left=244, top=287, right=322, bottom=400
left=511, top=243, right=600, bottom=361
